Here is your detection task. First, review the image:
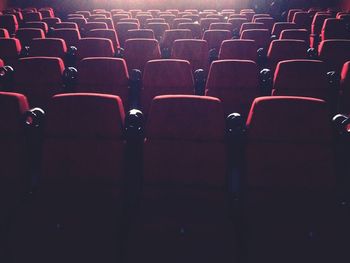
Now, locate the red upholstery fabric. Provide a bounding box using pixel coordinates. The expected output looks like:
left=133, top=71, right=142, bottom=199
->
left=146, top=22, right=170, bottom=40
left=14, top=57, right=65, bottom=108
left=280, top=29, right=309, bottom=42
left=0, top=37, right=21, bottom=66
left=318, top=40, right=350, bottom=72
left=116, top=22, right=139, bottom=46
left=76, top=37, right=115, bottom=60
left=124, top=38, right=161, bottom=73
left=267, top=40, right=308, bottom=71
left=125, top=29, right=155, bottom=40
left=219, top=39, right=257, bottom=61
left=0, top=14, right=19, bottom=35
left=83, top=21, right=108, bottom=32
left=177, top=22, right=201, bottom=38
left=202, top=29, right=231, bottom=50
left=340, top=61, right=350, bottom=114
left=172, top=18, right=192, bottom=29
left=29, top=38, right=67, bottom=59
left=245, top=96, right=334, bottom=190
left=51, top=28, right=81, bottom=47
left=292, top=11, right=312, bottom=32
left=271, top=22, right=300, bottom=38
left=171, top=39, right=209, bottom=72
left=254, top=17, right=274, bottom=32
left=209, top=22, right=233, bottom=31
left=127, top=95, right=235, bottom=263
left=23, top=12, right=42, bottom=22
left=76, top=57, right=129, bottom=108
left=206, top=59, right=260, bottom=117
left=240, top=22, right=267, bottom=35
left=199, top=17, right=220, bottom=31
left=141, top=59, right=194, bottom=115
left=241, top=29, right=270, bottom=49
left=273, top=60, right=329, bottom=100
left=321, top=18, right=350, bottom=41
left=54, top=22, right=78, bottom=30
left=86, top=28, right=120, bottom=49
left=228, top=17, right=248, bottom=33
left=0, top=28, right=10, bottom=38
left=67, top=17, right=87, bottom=30
left=23, top=21, right=48, bottom=33
left=16, top=28, right=45, bottom=47
left=161, top=29, right=192, bottom=49
left=287, top=9, right=303, bottom=22
left=95, top=18, right=114, bottom=29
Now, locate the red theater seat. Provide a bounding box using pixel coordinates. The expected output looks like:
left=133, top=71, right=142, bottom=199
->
left=116, top=22, right=140, bottom=47
left=0, top=92, right=30, bottom=226
left=267, top=39, right=308, bottom=70
left=124, top=38, right=161, bottom=73
left=67, top=17, right=87, bottom=30
left=76, top=38, right=115, bottom=60
left=23, top=12, right=42, bottom=22
left=340, top=61, right=350, bottom=114
left=254, top=17, right=275, bottom=32
left=240, top=22, right=267, bottom=35
left=51, top=28, right=81, bottom=47
left=0, top=14, right=19, bottom=35
left=127, top=95, right=235, bottom=263
left=10, top=93, right=126, bottom=263
left=272, top=60, right=329, bottom=100
left=292, top=11, right=312, bottom=32
left=321, top=18, right=350, bottom=41
left=318, top=40, right=350, bottom=72
left=177, top=22, right=202, bottom=39
left=125, top=29, right=155, bottom=40
left=161, top=29, right=192, bottom=51
left=23, top=21, right=48, bottom=33
left=206, top=59, right=260, bottom=117
left=13, top=57, right=65, bottom=108
left=76, top=58, right=129, bottom=108
left=16, top=28, right=45, bottom=47
left=29, top=38, right=67, bottom=59
left=219, top=39, right=258, bottom=61
left=83, top=21, right=108, bottom=33
left=203, top=29, right=231, bottom=51
left=0, top=37, right=21, bottom=66
left=280, top=29, right=309, bottom=42
left=171, top=39, right=209, bottom=72
left=241, top=29, right=270, bottom=49
left=271, top=22, right=300, bottom=38
left=140, top=59, right=194, bottom=115
left=42, top=17, right=61, bottom=28
left=0, top=28, right=10, bottom=38
left=86, top=28, right=120, bottom=49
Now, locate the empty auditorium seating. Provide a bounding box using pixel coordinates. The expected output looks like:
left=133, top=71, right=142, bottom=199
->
left=42, top=17, right=61, bottom=28
left=140, top=59, right=194, bottom=114
left=0, top=37, right=22, bottom=66
left=146, top=22, right=170, bottom=41
left=205, top=59, right=260, bottom=117
left=172, top=18, right=192, bottom=29
left=287, top=9, right=303, bottom=22
left=67, top=17, right=87, bottom=30
left=340, top=61, right=350, bottom=114
left=202, top=29, right=231, bottom=52
left=125, top=29, right=155, bottom=40
left=76, top=38, right=115, bottom=60
left=271, top=22, right=300, bottom=38
left=267, top=40, right=308, bottom=70
left=127, top=94, right=235, bottom=263
left=0, top=92, right=30, bottom=228
left=240, top=22, right=267, bottom=35
left=310, top=13, right=332, bottom=48
left=124, top=38, right=161, bottom=73
left=0, top=14, right=19, bottom=35
left=242, top=95, right=336, bottom=263
left=292, top=11, right=313, bottom=32
left=9, top=93, right=126, bottom=263
left=16, top=28, right=45, bottom=47
left=241, top=29, right=270, bottom=49
left=86, top=28, right=120, bottom=49
left=51, top=28, right=81, bottom=47
left=218, top=39, right=258, bottom=61
left=254, top=17, right=275, bottom=32
left=28, top=38, right=67, bottom=59
left=23, top=12, right=42, bottom=22
left=171, top=39, right=209, bottom=72
left=95, top=18, right=114, bottom=29
left=280, top=29, right=309, bottom=42
left=115, top=22, right=139, bottom=46
left=12, top=57, right=65, bottom=108
left=177, top=22, right=202, bottom=39
left=76, top=58, right=129, bottom=108
left=318, top=40, right=350, bottom=72
left=160, top=29, right=192, bottom=52
left=272, top=60, right=330, bottom=101
left=321, top=18, right=350, bottom=41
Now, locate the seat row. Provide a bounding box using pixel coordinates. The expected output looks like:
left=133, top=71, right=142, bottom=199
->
left=1, top=91, right=347, bottom=263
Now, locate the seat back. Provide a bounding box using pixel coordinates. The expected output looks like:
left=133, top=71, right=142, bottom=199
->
left=124, top=38, right=161, bottom=73
left=125, top=29, right=155, bottom=40
left=202, top=29, right=231, bottom=50
left=318, top=40, right=350, bottom=72
left=161, top=29, right=193, bottom=50
left=116, top=22, right=139, bottom=47
left=171, top=39, right=209, bottom=72
left=219, top=39, right=258, bottom=61
left=86, top=28, right=120, bottom=49
left=16, top=28, right=45, bottom=47
left=51, top=28, right=81, bottom=47
left=0, top=37, right=21, bottom=66
left=76, top=37, right=115, bottom=60
left=206, top=59, right=260, bottom=117
left=29, top=38, right=67, bottom=59
left=241, top=29, right=270, bottom=49
left=0, top=14, right=19, bottom=35
left=13, top=57, right=65, bottom=108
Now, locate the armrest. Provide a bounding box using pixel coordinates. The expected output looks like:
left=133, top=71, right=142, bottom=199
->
left=115, top=47, right=124, bottom=58
left=194, top=69, right=206, bottom=96
left=66, top=46, right=77, bottom=66
left=0, top=65, right=14, bottom=90
left=62, top=66, right=78, bottom=92
left=19, top=46, right=30, bottom=58
left=257, top=47, right=267, bottom=67
left=24, top=107, right=45, bottom=129
left=333, top=114, right=350, bottom=135
left=307, top=48, right=318, bottom=59
left=259, top=68, right=273, bottom=96
left=129, top=69, right=142, bottom=110
left=209, top=48, right=218, bottom=63
left=124, top=109, right=144, bottom=141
